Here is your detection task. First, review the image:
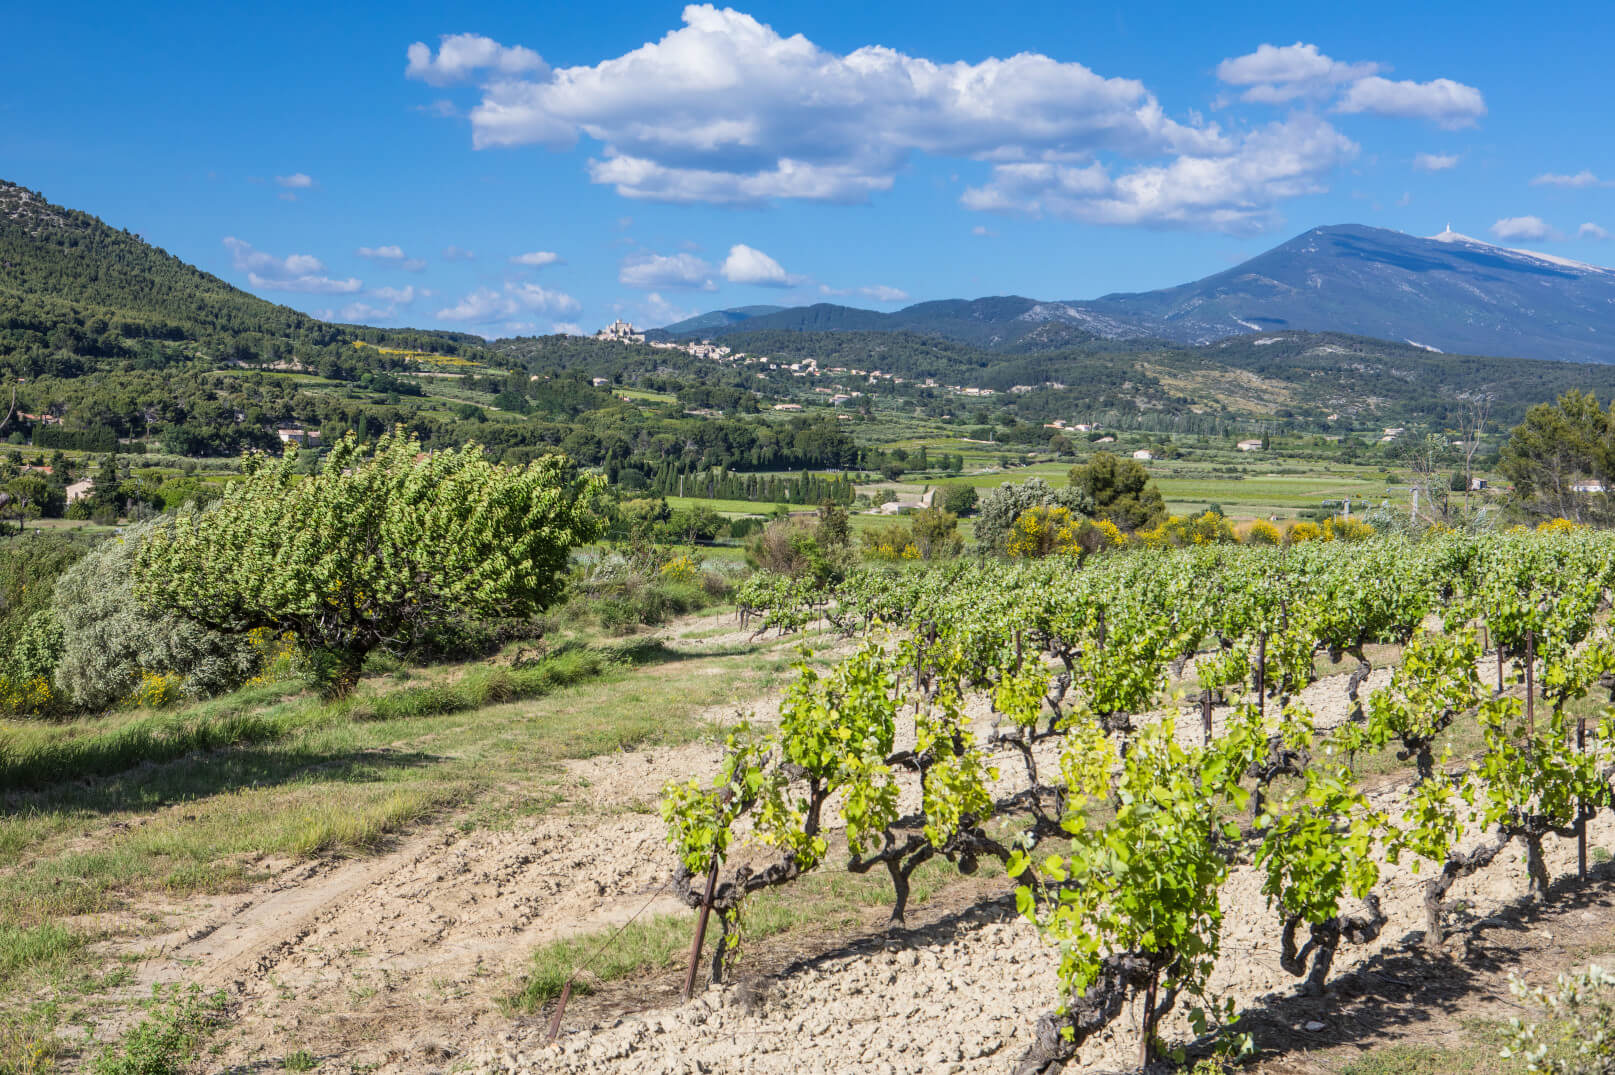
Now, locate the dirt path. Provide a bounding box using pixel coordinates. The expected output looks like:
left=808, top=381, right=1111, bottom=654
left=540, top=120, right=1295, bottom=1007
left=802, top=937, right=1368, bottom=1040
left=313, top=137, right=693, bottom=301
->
left=107, top=738, right=719, bottom=1072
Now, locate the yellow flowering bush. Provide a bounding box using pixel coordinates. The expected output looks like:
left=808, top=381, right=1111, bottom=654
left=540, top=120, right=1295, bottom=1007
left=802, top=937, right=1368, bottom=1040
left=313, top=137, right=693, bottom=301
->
left=1537, top=517, right=1582, bottom=534
left=1243, top=519, right=1282, bottom=546
left=1007, top=505, right=1083, bottom=558
left=659, top=554, right=702, bottom=584
left=0, top=673, right=54, bottom=716
left=1134, top=512, right=1237, bottom=549
left=1286, top=521, right=1322, bottom=544
left=1322, top=517, right=1375, bottom=542
left=128, top=670, right=183, bottom=709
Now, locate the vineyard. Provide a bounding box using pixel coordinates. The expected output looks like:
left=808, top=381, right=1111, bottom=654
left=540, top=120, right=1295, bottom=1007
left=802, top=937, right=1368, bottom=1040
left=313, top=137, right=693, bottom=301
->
left=648, top=527, right=1615, bottom=1073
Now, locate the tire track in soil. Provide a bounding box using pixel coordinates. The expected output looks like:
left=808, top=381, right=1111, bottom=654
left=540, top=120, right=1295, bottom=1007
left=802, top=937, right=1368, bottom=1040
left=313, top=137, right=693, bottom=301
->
left=106, top=740, right=723, bottom=1072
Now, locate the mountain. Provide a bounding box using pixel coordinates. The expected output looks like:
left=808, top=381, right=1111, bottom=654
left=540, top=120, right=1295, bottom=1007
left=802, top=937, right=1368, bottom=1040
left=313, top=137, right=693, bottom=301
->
left=656, top=305, right=789, bottom=334
left=664, top=224, right=1615, bottom=364
left=657, top=296, right=1099, bottom=350
left=1068, top=225, right=1615, bottom=362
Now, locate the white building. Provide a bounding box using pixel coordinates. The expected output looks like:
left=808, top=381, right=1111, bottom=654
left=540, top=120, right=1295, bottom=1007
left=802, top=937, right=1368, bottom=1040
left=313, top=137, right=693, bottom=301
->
left=1236, top=439, right=1264, bottom=452
left=277, top=428, right=321, bottom=446
left=1572, top=480, right=1607, bottom=494
left=1133, top=449, right=1154, bottom=461
left=596, top=320, right=645, bottom=344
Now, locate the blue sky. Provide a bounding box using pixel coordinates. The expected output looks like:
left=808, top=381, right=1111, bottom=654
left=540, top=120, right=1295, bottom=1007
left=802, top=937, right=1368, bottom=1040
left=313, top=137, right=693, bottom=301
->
left=5, top=1, right=1613, bottom=337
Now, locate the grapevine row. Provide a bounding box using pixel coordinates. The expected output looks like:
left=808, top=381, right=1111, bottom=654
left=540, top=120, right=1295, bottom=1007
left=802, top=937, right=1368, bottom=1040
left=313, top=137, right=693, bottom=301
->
left=681, top=528, right=1615, bottom=1072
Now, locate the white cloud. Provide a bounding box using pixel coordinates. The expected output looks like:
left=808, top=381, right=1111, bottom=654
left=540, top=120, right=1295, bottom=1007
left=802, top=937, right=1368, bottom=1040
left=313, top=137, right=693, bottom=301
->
left=1413, top=152, right=1459, bottom=172
left=248, top=272, right=361, bottom=294
left=357, top=244, right=407, bottom=260
left=620, top=251, right=715, bottom=290
left=721, top=243, right=800, bottom=286
left=1215, top=43, right=1379, bottom=103
left=370, top=285, right=417, bottom=303
left=510, top=250, right=561, bottom=266
left=642, top=292, right=698, bottom=326
left=406, top=33, right=548, bottom=86
left=435, top=288, right=507, bottom=321
left=450, top=5, right=1226, bottom=206
left=224, top=237, right=362, bottom=294
left=551, top=322, right=584, bottom=335
left=961, top=114, right=1357, bottom=233
left=1217, top=43, right=1483, bottom=128
left=1532, top=170, right=1605, bottom=188
left=1491, top=215, right=1560, bottom=241
left=1335, top=76, right=1486, bottom=128
left=858, top=285, right=909, bottom=303
left=508, top=282, right=579, bottom=313
left=442, top=245, right=476, bottom=261
left=971, top=225, right=997, bottom=237
left=402, top=258, right=427, bottom=272
left=1579, top=222, right=1610, bottom=240
left=275, top=172, right=315, bottom=189
left=335, top=302, right=396, bottom=323
left=435, top=281, right=579, bottom=321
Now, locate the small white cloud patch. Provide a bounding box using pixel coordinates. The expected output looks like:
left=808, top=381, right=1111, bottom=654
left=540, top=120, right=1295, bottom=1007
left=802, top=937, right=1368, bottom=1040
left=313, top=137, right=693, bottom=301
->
left=1413, top=152, right=1459, bottom=172
left=619, top=252, right=715, bottom=290
left=406, top=33, right=548, bottom=86
left=1490, top=216, right=1559, bottom=241
left=721, top=244, right=799, bottom=287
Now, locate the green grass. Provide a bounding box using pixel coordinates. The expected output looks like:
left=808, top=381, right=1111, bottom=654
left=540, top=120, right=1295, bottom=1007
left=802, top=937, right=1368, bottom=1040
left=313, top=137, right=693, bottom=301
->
left=664, top=495, right=793, bottom=517
left=90, top=984, right=230, bottom=1075
left=0, top=648, right=615, bottom=792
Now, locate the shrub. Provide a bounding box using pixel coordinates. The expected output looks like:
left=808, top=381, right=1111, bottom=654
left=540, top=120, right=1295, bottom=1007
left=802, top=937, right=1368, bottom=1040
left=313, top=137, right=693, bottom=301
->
left=1135, top=512, right=1238, bottom=549
left=128, top=671, right=184, bottom=710
left=862, top=508, right=962, bottom=562
left=975, top=478, right=1093, bottom=554
left=1286, top=521, right=1322, bottom=544
left=1503, top=966, right=1615, bottom=1075
left=1322, top=517, right=1375, bottom=542
left=746, top=518, right=849, bottom=585
left=52, top=521, right=262, bottom=713
left=1008, top=504, right=1083, bottom=558
left=940, top=484, right=978, bottom=516
left=1243, top=519, right=1282, bottom=545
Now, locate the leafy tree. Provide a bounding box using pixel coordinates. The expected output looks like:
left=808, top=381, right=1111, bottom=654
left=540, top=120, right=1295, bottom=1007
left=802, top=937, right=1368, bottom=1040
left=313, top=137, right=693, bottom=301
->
left=133, top=430, right=601, bottom=697
left=1068, top=451, right=1166, bottom=531
left=53, top=520, right=261, bottom=710
left=1501, top=390, right=1615, bottom=523
left=939, top=483, right=978, bottom=516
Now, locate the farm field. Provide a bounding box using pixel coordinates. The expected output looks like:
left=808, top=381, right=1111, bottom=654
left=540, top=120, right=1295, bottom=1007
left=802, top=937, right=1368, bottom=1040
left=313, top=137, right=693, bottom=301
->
left=10, top=531, right=1615, bottom=1075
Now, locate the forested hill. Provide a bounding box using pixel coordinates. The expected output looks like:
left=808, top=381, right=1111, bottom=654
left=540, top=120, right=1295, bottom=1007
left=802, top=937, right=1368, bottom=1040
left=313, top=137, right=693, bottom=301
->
left=0, top=180, right=486, bottom=377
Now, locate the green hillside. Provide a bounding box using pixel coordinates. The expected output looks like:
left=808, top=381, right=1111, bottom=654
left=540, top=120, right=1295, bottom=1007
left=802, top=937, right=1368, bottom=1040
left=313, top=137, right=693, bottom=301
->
left=0, top=179, right=487, bottom=377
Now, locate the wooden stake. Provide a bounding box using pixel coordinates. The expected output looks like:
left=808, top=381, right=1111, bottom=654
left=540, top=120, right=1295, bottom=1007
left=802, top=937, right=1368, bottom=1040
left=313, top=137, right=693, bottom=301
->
left=682, top=855, right=721, bottom=1001
left=1525, top=629, right=1535, bottom=740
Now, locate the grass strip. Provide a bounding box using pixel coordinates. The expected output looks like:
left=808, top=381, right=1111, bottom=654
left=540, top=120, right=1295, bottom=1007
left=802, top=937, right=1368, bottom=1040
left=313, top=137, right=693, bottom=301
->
left=0, top=647, right=617, bottom=792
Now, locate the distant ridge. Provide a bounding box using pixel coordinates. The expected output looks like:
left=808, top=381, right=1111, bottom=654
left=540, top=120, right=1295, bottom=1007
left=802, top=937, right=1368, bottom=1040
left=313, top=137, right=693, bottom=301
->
left=661, top=224, right=1615, bottom=363
left=657, top=305, right=789, bottom=334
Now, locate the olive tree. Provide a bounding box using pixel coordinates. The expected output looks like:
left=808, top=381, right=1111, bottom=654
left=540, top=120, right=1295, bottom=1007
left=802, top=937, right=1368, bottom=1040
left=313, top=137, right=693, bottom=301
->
left=134, top=430, right=602, bottom=697
left=53, top=519, right=260, bottom=711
